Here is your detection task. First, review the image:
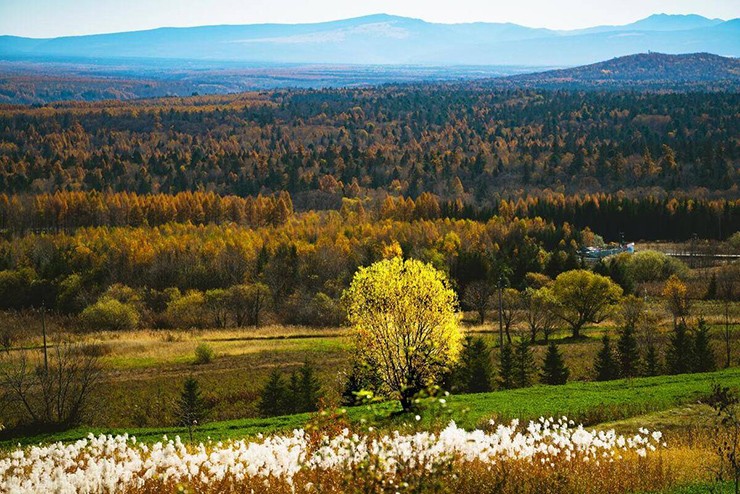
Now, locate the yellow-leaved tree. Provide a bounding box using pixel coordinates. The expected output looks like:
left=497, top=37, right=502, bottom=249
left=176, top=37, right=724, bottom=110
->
left=343, top=257, right=462, bottom=411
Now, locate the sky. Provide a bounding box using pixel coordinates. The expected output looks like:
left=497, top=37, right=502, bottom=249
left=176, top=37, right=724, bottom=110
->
left=0, top=0, right=738, bottom=38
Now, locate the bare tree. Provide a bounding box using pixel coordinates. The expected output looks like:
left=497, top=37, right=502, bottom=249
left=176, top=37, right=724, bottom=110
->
left=462, top=280, right=493, bottom=324
left=0, top=341, right=102, bottom=430
left=521, top=287, right=558, bottom=343
left=718, top=265, right=738, bottom=368
left=500, top=288, right=522, bottom=344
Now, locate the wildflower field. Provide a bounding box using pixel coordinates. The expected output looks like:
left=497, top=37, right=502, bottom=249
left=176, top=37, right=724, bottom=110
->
left=1, top=418, right=678, bottom=494
left=2, top=369, right=739, bottom=493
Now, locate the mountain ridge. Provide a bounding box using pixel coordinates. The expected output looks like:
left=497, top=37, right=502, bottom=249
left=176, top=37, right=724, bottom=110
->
left=1, top=13, right=737, bottom=66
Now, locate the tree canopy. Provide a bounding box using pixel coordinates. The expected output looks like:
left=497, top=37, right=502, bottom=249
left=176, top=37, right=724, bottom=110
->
left=343, top=257, right=462, bottom=410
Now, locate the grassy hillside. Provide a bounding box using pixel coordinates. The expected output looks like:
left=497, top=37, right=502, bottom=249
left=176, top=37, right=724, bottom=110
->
left=4, top=367, right=737, bottom=449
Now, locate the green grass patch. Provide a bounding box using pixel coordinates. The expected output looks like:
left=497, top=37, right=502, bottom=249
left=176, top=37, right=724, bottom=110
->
left=3, top=367, right=738, bottom=450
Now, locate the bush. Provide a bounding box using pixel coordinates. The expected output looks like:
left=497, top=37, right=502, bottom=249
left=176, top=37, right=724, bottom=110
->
left=627, top=250, right=688, bottom=284
left=0, top=341, right=102, bottom=429
left=0, top=268, right=35, bottom=310
left=55, top=274, right=87, bottom=314
left=194, top=343, right=215, bottom=364
left=80, top=297, right=139, bottom=331
left=283, top=291, right=345, bottom=327
left=166, top=290, right=207, bottom=329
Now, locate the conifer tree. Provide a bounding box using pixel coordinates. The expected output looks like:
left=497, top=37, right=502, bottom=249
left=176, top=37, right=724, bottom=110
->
left=297, top=360, right=322, bottom=412
left=455, top=336, right=493, bottom=393
left=541, top=341, right=569, bottom=385
left=287, top=370, right=301, bottom=414
left=594, top=335, right=618, bottom=381
left=513, top=339, right=536, bottom=388
left=498, top=343, right=515, bottom=390
left=643, top=342, right=661, bottom=377
left=175, top=376, right=210, bottom=443
left=259, top=368, right=288, bottom=417
left=693, top=318, right=716, bottom=373
left=616, top=324, right=640, bottom=378
left=666, top=322, right=694, bottom=375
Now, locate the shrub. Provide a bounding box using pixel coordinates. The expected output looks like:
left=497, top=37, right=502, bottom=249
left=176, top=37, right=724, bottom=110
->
left=0, top=341, right=102, bottom=429
left=166, top=290, right=207, bottom=329
left=194, top=343, right=214, bottom=365
left=55, top=274, right=87, bottom=314
left=0, top=268, right=35, bottom=310
left=627, top=250, right=688, bottom=284
left=80, top=297, right=139, bottom=331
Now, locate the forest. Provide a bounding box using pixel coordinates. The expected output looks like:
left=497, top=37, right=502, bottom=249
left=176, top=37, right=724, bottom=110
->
left=0, top=82, right=739, bottom=494
left=0, top=88, right=737, bottom=203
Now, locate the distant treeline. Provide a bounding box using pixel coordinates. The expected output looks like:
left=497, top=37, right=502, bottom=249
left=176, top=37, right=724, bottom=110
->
left=454, top=194, right=740, bottom=241
left=0, top=211, right=585, bottom=322
left=2, top=190, right=737, bottom=241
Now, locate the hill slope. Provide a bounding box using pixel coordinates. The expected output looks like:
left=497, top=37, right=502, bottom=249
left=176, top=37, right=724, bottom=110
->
left=502, top=52, right=740, bottom=89
left=0, top=13, right=738, bottom=66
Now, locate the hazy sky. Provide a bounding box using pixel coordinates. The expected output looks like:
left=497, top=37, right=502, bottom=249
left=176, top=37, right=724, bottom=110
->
left=1, top=0, right=738, bottom=38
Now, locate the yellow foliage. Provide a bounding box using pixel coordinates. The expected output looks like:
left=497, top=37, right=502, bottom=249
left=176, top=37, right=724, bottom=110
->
left=343, top=257, right=462, bottom=408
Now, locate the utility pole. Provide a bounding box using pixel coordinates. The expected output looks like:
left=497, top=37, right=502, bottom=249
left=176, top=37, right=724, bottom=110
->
left=497, top=275, right=504, bottom=347
left=41, top=303, right=48, bottom=375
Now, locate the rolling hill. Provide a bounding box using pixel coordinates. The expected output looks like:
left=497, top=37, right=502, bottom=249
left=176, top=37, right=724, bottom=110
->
left=0, top=13, right=738, bottom=66
left=502, top=52, right=740, bottom=89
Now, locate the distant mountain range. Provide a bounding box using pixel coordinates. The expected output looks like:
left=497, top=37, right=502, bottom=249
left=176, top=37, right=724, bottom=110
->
left=0, top=13, right=738, bottom=66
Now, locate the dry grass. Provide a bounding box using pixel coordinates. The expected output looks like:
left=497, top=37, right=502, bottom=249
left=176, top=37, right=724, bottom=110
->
left=72, top=436, right=722, bottom=494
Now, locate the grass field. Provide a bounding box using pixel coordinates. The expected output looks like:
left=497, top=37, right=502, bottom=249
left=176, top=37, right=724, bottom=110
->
left=1, top=307, right=738, bottom=430
left=3, top=367, right=738, bottom=450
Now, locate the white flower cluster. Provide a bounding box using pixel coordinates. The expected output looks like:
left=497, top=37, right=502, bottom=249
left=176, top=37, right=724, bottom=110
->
left=0, top=417, right=664, bottom=493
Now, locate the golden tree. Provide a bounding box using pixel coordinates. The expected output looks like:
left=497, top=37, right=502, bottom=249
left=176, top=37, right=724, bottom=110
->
left=343, top=257, right=462, bottom=411
left=662, top=274, right=691, bottom=328
left=550, top=269, right=623, bottom=338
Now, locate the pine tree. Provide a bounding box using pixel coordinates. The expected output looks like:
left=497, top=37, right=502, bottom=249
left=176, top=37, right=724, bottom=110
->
left=498, top=343, right=515, bottom=390
left=693, top=318, right=716, bottom=373
left=616, top=324, right=640, bottom=378
left=175, top=376, right=210, bottom=443
left=455, top=336, right=493, bottom=393
left=594, top=335, right=618, bottom=381
left=259, top=368, right=288, bottom=417
left=643, top=342, right=660, bottom=377
left=541, top=341, right=569, bottom=385
left=513, top=339, right=536, bottom=388
left=297, top=360, right=322, bottom=412
left=666, top=322, right=694, bottom=375
left=287, top=370, right=301, bottom=414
